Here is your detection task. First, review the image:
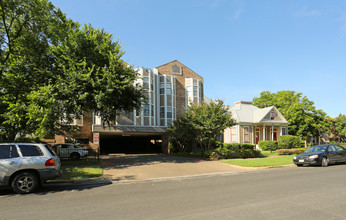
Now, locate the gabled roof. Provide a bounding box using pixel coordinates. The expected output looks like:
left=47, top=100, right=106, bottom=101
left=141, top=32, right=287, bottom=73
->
left=229, top=101, right=288, bottom=124
left=155, top=60, right=203, bottom=79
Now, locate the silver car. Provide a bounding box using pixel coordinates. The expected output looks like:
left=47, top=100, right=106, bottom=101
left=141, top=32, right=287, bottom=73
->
left=0, top=143, right=61, bottom=194
left=51, top=143, right=88, bottom=160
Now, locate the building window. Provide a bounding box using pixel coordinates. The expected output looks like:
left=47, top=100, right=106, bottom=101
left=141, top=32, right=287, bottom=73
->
left=282, top=127, right=286, bottom=135
left=160, top=107, right=165, bottom=118
left=167, top=107, right=172, bottom=118
left=172, top=64, right=181, bottom=74
left=270, top=112, right=276, bottom=120
left=143, top=77, right=149, bottom=89
left=143, top=104, right=150, bottom=116
left=160, top=83, right=165, bottom=94
left=244, top=127, right=250, bottom=143
left=231, top=127, right=237, bottom=142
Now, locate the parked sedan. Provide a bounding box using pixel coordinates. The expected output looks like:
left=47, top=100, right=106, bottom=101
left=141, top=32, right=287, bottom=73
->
left=293, top=144, right=346, bottom=167
left=51, top=143, right=88, bottom=160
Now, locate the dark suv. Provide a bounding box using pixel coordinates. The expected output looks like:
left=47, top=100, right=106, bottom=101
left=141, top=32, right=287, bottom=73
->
left=0, top=143, right=61, bottom=194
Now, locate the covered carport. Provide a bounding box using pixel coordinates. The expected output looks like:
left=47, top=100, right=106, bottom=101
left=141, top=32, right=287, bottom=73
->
left=92, top=125, right=169, bottom=155
left=100, top=134, right=163, bottom=154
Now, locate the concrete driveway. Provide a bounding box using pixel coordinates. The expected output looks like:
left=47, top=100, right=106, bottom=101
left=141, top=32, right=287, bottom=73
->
left=101, top=154, right=255, bottom=181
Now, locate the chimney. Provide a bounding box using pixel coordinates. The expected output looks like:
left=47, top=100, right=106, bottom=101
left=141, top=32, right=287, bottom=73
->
left=234, top=101, right=252, bottom=105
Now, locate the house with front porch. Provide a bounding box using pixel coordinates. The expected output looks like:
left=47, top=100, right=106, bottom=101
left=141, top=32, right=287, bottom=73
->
left=224, top=101, right=289, bottom=148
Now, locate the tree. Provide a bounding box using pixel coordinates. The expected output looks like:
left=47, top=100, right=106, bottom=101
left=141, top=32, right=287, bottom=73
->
left=0, top=0, right=143, bottom=140
left=170, top=99, right=235, bottom=155
left=335, top=114, right=346, bottom=142
left=167, top=117, right=196, bottom=153
left=253, top=91, right=328, bottom=142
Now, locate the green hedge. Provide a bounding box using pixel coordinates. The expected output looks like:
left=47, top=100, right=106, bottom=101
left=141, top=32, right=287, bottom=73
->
left=258, top=140, right=278, bottom=151
left=276, top=148, right=306, bottom=155
left=207, top=143, right=261, bottom=160
left=278, top=135, right=301, bottom=149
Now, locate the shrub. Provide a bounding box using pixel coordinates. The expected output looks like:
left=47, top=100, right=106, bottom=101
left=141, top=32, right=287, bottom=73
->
left=258, top=140, right=278, bottom=151
left=300, top=140, right=306, bottom=148
left=276, top=148, right=306, bottom=155
left=207, top=143, right=260, bottom=160
left=339, top=143, right=346, bottom=147
left=223, top=143, right=255, bottom=151
left=278, top=135, right=301, bottom=149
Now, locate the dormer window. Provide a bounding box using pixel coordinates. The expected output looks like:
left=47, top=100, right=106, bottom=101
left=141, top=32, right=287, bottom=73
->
left=270, top=112, right=276, bottom=120
left=172, top=64, right=181, bottom=75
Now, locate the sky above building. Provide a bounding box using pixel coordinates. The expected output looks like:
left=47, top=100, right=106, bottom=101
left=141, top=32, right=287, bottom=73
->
left=50, top=0, right=346, bottom=117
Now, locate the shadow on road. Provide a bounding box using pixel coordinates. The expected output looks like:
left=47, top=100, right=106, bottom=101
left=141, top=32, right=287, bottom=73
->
left=0, top=180, right=112, bottom=197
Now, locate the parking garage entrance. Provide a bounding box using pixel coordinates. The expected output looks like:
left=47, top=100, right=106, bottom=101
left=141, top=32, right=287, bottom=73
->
left=100, top=134, right=163, bottom=154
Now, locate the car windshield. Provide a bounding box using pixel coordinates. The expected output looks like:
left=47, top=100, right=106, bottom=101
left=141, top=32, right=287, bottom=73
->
left=304, top=145, right=327, bottom=153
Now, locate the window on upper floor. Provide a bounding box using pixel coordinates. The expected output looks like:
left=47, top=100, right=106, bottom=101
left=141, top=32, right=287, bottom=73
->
left=270, top=112, right=276, bottom=120
left=172, top=64, right=181, bottom=74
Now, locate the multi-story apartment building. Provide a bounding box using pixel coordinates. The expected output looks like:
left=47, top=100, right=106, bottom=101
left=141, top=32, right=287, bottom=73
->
left=55, top=60, right=204, bottom=154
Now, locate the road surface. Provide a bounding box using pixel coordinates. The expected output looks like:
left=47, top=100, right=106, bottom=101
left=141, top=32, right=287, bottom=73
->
left=1, top=165, right=346, bottom=219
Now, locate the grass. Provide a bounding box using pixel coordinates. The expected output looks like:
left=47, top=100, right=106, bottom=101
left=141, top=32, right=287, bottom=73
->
left=57, top=160, right=103, bottom=180
left=260, top=150, right=280, bottom=157
left=221, top=155, right=294, bottom=167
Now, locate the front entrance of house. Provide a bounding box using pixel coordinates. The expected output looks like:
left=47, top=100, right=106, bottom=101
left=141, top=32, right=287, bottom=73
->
left=255, top=130, right=260, bottom=144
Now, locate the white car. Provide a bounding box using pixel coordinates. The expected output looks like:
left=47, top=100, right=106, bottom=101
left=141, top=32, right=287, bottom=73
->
left=0, top=143, right=61, bottom=193
left=51, top=143, right=88, bottom=160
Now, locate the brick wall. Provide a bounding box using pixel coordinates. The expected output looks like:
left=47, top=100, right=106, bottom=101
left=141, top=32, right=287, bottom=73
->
left=156, top=60, right=204, bottom=118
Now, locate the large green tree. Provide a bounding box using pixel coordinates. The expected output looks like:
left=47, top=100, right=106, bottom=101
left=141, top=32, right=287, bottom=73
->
left=0, top=0, right=142, bottom=140
left=253, top=91, right=328, bottom=141
left=169, top=99, right=234, bottom=155
left=335, top=114, right=346, bottom=141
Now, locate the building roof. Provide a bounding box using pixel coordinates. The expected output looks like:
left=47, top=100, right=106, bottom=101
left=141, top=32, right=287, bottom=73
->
left=155, top=60, right=203, bottom=79
left=229, top=101, right=289, bottom=124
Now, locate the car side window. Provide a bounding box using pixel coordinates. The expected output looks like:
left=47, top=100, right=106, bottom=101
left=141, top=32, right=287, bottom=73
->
left=0, top=145, right=19, bottom=159
left=328, top=146, right=336, bottom=152
left=18, top=145, right=43, bottom=157
left=61, top=144, right=69, bottom=149
left=335, top=146, right=344, bottom=151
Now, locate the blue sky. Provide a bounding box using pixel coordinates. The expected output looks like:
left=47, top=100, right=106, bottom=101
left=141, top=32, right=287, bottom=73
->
left=50, top=0, right=346, bottom=117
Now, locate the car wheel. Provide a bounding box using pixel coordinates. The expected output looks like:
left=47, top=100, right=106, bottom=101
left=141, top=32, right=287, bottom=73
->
left=296, top=164, right=303, bottom=167
left=321, top=157, right=329, bottom=167
left=70, top=152, right=81, bottom=160
left=11, top=172, right=39, bottom=194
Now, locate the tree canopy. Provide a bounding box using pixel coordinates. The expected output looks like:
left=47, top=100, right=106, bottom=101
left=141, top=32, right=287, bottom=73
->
left=335, top=114, right=346, bottom=141
left=0, top=0, right=143, bottom=140
left=253, top=90, right=329, bottom=140
left=168, top=99, right=235, bottom=155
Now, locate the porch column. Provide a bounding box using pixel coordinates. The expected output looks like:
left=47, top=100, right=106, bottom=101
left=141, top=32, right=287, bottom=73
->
left=271, top=125, right=274, bottom=141
left=238, top=125, right=241, bottom=143
left=252, top=126, right=255, bottom=145
left=280, top=126, right=282, bottom=136
left=263, top=125, right=266, bottom=141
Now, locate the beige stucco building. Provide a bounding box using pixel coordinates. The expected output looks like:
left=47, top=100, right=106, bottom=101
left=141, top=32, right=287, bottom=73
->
left=224, top=101, right=289, bottom=147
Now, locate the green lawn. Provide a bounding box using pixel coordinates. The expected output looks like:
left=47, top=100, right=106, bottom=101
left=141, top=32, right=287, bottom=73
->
left=57, top=160, right=103, bottom=180
left=57, top=167, right=103, bottom=180
left=221, top=155, right=294, bottom=167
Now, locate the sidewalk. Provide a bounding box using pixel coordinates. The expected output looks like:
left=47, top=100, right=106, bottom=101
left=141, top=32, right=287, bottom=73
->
left=101, top=154, right=256, bottom=182
left=48, top=154, right=259, bottom=186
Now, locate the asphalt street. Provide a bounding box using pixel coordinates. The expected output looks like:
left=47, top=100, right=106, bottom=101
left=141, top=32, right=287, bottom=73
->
left=1, top=165, right=346, bottom=220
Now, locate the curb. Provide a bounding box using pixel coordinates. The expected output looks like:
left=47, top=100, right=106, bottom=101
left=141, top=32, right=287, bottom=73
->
left=46, top=176, right=112, bottom=186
